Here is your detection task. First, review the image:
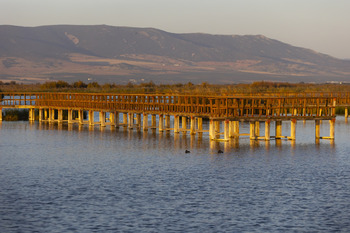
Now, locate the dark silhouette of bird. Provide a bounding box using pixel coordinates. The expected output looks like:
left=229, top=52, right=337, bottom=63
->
left=185, top=150, right=191, bottom=153
left=218, top=150, right=224, bottom=153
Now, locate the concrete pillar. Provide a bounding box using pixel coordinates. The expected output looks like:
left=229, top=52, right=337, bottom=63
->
left=57, top=109, right=63, bottom=123
left=89, top=110, right=94, bottom=126
left=190, top=116, right=196, bottom=135
left=174, top=115, right=180, bottom=133
left=265, top=120, right=271, bottom=141
left=128, top=113, right=134, bottom=129
left=159, top=114, right=164, bottom=132
left=315, top=120, right=320, bottom=139
left=68, top=109, right=73, bottom=124
left=165, top=115, right=170, bottom=129
left=143, top=114, right=148, bottom=131
left=224, top=120, right=230, bottom=140
left=123, top=113, right=128, bottom=127
left=255, top=121, right=260, bottom=137
left=100, top=111, right=106, bottom=127
left=209, top=119, right=216, bottom=140
left=290, top=119, right=296, bottom=140
left=136, top=114, right=141, bottom=129
left=275, top=121, right=282, bottom=139
left=330, top=118, right=335, bottom=139
left=250, top=121, right=256, bottom=140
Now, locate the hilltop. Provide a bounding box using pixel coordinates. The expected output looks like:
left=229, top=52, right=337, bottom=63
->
left=0, top=25, right=349, bottom=84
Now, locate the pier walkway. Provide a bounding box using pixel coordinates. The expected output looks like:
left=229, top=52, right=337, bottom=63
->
left=1, top=92, right=349, bottom=142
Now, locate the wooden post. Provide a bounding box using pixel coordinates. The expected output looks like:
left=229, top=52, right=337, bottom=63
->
left=275, top=121, right=282, bottom=139
left=197, top=117, right=203, bottom=132
left=345, top=108, right=348, bottom=118
left=165, top=115, right=170, bottom=129
left=78, top=110, right=84, bottom=125
left=89, top=110, right=94, bottom=126
left=114, top=112, right=119, bottom=128
left=136, top=114, right=141, bottom=129
left=57, top=109, right=63, bottom=123
left=151, top=115, right=156, bottom=128
left=174, top=115, right=180, bottom=133
left=29, top=108, right=35, bottom=122
left=49, top=108, right=54, bottom=123
left=159, top=114, right=164, bottom=132
left=44, top=109, right=48, bottom=121
left=255, top=121, right=260, bottom=137
left=128, top=113, right=134, bottom=129
left=234, top=121, right=239, bottom=138
left=250, top=121, right=256, bottom=140
left=224, top=119, right=230, bottom=141
left=38, top=108, right=43, bottom=122
left=209, top=119, right=216, bottom=140
left=290, top=119, right=296, bottom=140
left=215, top=121, right=220, bottom=134
left=0, top=108, right=2, bottom=121
left=143, top=114, right=148, bottom=131
left=100, top=111, right=106, bottom=127
left=182, top=116, right=187, bottom=133
left=123, top=113, right=128, bottom=127
left=265, top=120, right=271, bottom=141
left=229, top=121, right=234, bottom=138
left=315, top=120, right=320, bottom=139
left=190, top=116, right=196, bottom=135
left=109, top=112, right=115, bottom=127
left=329, top=118, right=335, bottom=139
left=68, top=109, right=73, bottom=124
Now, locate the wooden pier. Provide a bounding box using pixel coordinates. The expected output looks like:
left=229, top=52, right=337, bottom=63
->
left=1, top=92, right=349, bottom=142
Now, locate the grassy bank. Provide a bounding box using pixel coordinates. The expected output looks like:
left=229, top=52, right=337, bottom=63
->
left=1, top=81, right=350, bottom=95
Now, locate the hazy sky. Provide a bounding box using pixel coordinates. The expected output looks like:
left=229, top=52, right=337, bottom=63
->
left=1, top=0, right=350, bottom=59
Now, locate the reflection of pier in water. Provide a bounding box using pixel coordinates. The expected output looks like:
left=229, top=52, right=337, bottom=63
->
left=1, top=92, right=349, bottom=144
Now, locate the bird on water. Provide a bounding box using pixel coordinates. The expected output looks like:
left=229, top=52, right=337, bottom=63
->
left=185, top=150, right=191, bottom=153
left=218, top=150, right=223, bottom=153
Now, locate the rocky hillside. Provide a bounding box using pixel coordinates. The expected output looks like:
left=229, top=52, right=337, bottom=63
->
left=0, top=25, right=349, bottom=84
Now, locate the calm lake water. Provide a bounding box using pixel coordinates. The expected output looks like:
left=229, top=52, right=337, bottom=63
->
left=1, top=117, right=350, bottom=232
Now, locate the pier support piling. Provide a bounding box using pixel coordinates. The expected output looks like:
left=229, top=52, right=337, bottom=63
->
left=159, top=114, right=164, bottom=132
left=190, top=116, right=196, bottom=135
left=209, top=120, right=216, bottom=140
left=290, top=119, right=296, bottom=140
left=174, top=116, right=180, bottom=133
left=315, top=120, right=320, bottom=139
left=143, top=114, right=148, bottom=131
left=275, top=121, right=282, bottom=139
left=265, top=120, right=271, bottom=141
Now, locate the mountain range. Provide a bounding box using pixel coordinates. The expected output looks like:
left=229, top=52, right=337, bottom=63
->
left=0, top=25, right=349, bottom=84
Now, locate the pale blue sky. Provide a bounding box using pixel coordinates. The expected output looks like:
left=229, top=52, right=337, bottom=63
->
left=1, top=0, right=350, bottom=58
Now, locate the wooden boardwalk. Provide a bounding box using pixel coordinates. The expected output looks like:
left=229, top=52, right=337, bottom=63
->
left=1, top=92, right=349, bottom=142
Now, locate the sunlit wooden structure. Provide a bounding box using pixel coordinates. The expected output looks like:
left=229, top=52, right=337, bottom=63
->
left=1, top=92, right=348, bottom=142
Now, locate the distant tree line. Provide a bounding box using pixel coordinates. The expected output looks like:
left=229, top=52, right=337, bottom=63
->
left=1, top=80, right=350, bottom=95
